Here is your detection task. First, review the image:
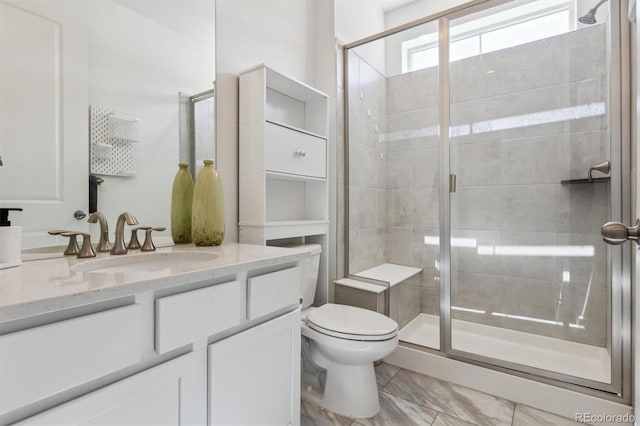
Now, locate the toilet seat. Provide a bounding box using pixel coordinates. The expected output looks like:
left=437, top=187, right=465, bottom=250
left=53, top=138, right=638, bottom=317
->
left=305, top=303, right=398, bottom=342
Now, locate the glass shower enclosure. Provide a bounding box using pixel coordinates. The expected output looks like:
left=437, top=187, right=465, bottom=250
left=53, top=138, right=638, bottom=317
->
left=343, top=0, right=630, bottom=400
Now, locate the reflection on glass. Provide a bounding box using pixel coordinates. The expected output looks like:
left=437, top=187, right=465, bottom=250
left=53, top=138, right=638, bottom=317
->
left=345, top=0, right=615, bottom=386
left=346, top=20, right=441, bottom=350
left=382, top=102, right=606, bottom=143
left=448, top=0, right=611, bottom=384
left=476, top=245, right=594, bottom=257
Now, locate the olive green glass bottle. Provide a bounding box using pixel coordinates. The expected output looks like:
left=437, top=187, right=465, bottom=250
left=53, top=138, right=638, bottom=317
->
left=192, top=160, right=225, bottom=245
left=171, top=163, right=194, bottom=244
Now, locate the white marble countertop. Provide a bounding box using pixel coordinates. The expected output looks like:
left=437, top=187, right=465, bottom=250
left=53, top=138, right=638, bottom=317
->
left=0, top=243, right=309, bottom=322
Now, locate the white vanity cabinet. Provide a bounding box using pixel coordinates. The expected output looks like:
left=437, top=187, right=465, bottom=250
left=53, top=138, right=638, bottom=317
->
left=209, top=309, right=300, bottom=426
left=0, top=245, right=305, bottom=426
left=0, top=305, right=142, bottom=416
left=15, top=351, right=207, bottom=426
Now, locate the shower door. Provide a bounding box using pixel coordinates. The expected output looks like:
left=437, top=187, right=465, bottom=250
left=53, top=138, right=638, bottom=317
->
left=444, top=0, right=629, bottom=396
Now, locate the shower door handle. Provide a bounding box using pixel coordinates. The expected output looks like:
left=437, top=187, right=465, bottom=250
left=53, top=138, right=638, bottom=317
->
left=601, top=219, right=640, bottom=245
left=449, top=174, right=457, bottom=193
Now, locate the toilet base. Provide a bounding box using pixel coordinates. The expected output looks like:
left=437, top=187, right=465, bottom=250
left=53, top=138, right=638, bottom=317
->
left=322, top=362, right=380, bottom=419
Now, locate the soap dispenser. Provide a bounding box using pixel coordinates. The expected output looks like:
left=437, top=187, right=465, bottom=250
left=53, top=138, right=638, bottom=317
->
left=0, top=208, right=23, bottom=269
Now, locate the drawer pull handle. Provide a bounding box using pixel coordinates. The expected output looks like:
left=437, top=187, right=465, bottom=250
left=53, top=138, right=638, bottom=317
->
left=295, top=149, right=307, bottom=157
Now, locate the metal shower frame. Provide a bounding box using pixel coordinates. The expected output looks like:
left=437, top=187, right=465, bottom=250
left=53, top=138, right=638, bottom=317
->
left=342, top=0, right=632, bottom=403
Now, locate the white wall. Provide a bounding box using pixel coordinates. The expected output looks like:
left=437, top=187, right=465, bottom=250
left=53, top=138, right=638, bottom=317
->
left=385, top=0, right=470, bottom=29
left=311, top=0, right=338, bottom=298
left=335, top=0, right=385, bottom=46
left=334, top=0, right=386, bottom=73
left=215, top=0, right=334, bottom=243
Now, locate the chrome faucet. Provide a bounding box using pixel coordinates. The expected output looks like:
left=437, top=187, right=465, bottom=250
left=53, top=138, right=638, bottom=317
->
left=111, top=212, right=138, bottom=255
left=88, top=212, right=111, bottom=252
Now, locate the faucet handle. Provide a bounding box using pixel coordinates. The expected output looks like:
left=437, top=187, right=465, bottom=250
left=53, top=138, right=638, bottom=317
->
left=128, top=226, right=150, bottom=250
left=59, top=231, right=96, bottom=258
left=142, top=227, right=166, bottom=252
left=48, top=230, right=80, bottom=256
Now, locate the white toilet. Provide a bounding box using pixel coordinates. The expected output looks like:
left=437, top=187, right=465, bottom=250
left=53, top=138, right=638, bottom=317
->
left=292, top=244, right=399, bottom=419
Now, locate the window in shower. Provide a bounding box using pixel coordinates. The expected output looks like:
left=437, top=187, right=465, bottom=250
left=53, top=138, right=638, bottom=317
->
left=402, top=0, right=575, bottom=73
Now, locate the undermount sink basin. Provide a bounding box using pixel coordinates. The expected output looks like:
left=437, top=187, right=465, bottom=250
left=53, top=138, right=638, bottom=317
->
left=71, top=251, right=218, bottom=273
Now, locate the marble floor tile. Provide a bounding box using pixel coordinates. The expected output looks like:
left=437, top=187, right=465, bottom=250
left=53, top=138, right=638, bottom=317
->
left=354, top=391, right=438, bottom=426
left=432, top=412, right=478, bottom=426
left=512, top=404, right=582, bottom=426
left=301, top=399, right=354, bottom=426
left=383, top=370, right=514, bottom=426
left=375, top=362, right=400, bottom=389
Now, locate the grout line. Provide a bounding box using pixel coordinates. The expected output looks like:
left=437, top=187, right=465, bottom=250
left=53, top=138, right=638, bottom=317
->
left=378, top=373, right=446, bottom=421
left=381, top=365, right=402, bottom=390
left=511, top=403, right=517, bottom=426
left=378, top=388, right=444, bottom=424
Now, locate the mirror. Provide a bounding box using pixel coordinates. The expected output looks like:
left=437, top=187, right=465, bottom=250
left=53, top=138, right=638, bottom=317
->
left=180, top=89, right=216, bottom=179
left=0, top=0, right=215, bottom=253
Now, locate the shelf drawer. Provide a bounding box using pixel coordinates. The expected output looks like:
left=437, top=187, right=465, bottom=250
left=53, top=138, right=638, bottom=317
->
left=0, top=304, right=142, bottom=415
left=247, top=267, right=300, bottom=320
left=156, top=280, right=243, bottom=353
left=265, top=122, right=326, bottom=178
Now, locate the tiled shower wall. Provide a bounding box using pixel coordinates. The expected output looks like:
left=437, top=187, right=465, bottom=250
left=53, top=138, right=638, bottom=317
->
left=346, top=24, right=609, bottom=347
left=347, top=53, right=388, bottom=274
left=384, top=63, right=441, bottom=320
left=346, top=52, right=422, bottom=329
left=447, top=25, right=609, bottom=347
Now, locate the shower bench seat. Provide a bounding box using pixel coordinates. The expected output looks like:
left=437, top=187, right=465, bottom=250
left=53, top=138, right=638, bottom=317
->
left=335, top=263, right=422, bottom=329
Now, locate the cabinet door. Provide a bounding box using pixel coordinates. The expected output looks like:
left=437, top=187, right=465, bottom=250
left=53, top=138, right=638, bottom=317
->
left=17, top=351, right=206, bottom=426
left=209, top=310, right=301, bottom=426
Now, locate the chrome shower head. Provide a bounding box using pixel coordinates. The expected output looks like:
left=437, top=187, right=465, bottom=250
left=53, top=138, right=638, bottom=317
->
left=578, top=10, right=597, bottom=24
left=578, top=0, right=608, bottom=25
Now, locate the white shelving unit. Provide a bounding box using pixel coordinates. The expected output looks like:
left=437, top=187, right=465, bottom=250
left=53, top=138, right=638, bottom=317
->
left=239, top=64, right=329, bottom=305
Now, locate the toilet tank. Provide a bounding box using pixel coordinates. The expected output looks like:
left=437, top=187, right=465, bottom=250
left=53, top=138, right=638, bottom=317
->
left=283, top=243, right=321, bottom=308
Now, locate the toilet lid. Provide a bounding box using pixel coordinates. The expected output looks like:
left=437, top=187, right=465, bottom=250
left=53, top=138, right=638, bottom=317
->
left=306, top=304, right=398, bottom=341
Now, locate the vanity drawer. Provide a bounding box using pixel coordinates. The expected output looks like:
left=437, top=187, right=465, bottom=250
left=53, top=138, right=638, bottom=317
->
left=155, top=280, right=243, bottom=353
left=247, top=267, right=300, bottom=321
left=0, top=304, right=142, bottom=415
left=265, top=122, right=326, bottom=178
